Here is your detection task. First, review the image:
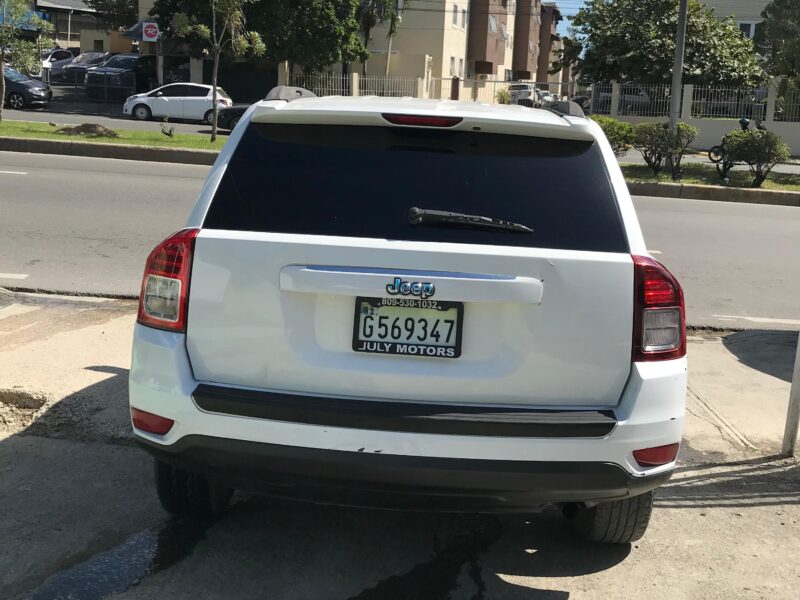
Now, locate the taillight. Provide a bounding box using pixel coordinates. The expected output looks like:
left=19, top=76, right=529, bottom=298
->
left=137, top=228, right=199, bottom=332
left=632, top=255, right=686, bottom=361
left=131, top=407, right=174, bottom=435
left=381, top=113, right=463, bottom=127
left=633, top=443, right=680, bottom=467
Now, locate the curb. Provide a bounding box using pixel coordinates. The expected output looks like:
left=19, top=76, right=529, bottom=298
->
left=0, top=136, right=218, bottom=166
left=627, top=180, right=800, bottom=207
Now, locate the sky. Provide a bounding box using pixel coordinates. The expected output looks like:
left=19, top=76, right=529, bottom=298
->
left=554, top=0, right=588, bottom=37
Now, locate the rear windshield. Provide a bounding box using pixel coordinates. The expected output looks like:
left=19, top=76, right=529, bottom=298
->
left=203, top=123, right=627, bottom=252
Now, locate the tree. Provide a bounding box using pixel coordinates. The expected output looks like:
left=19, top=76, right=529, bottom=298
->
left=170, top=0, right=265, bottom=142
left=0, top=1, right=55, bottom=122
left=591, top=116, right=634, bottom=156
left=355, top=0, right=400, bottom=76
left=84, top=0, right=138, bottom=30
left=248, top=0, right=366, bottom=75
left=563, top=0, right=761, bottom=86
left=756, top=1, right=800, bottom=84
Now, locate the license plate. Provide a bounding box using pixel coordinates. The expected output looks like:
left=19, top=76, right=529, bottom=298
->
left=352, top=297, right=463, bottom=358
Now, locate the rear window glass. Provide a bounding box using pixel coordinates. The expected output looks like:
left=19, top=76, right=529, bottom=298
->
left=203, top=123, right=628, bottom=252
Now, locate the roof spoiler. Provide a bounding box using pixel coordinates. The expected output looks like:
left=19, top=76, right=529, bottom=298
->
left=265, top=86, right=317, bottom=101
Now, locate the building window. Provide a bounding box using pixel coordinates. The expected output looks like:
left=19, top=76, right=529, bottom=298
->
left=738, top=21, right=758, bottom=39
left=488, top=15, right=497, bottom=34
left=452, top=4, right=458, bottom=27
left=450, top=56, right=456, bottom=76
left=462, top=8, right=467, bottom=29
left=93, top=40, right=104, bottom=52
left=459, top=58, right=464, bottom=77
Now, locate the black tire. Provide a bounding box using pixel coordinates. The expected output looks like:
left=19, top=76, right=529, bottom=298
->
left=132, top=104, right=152, bottom=121
left=154, top=458, right=233, bottom=518
left=204, top=109, right=216, bottom=125
left=573, top=491, right=654, bottom=544
left=708, top=145, right=724, bottom=163
left=8, top=92, right=25, bottom=110
left=228, top=116, right=240, bottom=130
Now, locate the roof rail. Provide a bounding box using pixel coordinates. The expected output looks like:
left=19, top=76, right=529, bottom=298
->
left=544, top=100, right=586, bottom=119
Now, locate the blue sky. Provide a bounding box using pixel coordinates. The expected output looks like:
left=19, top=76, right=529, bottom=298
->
left=556, top=1, right=588, bottom=37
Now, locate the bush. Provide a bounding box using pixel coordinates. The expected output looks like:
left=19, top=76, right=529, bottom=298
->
left=495, top=89, right=510, bottom=104
left=633, top=122, right=698, bottom=180
left=725, top=129, right=791, bottom=188
left=591, top=116, right=635, bottom=156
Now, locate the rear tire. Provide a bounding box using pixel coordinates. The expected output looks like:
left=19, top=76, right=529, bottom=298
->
left=154, top=458, right=233, bottom=518
left=204, top=109, right=216, bottom=125
left=573, top=491, right=654, bottom=544
left=708, top=145, right=724, bottom=163
left=228, top=116, right=240, bottom=130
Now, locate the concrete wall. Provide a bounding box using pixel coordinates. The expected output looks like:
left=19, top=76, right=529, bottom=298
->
left=79, top=30, right=134, bottom=54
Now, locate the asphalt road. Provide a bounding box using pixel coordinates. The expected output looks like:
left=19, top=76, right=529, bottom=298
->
left=1, top=151, right=799, bottom=329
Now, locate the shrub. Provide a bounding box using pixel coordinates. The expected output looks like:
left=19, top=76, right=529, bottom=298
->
left=496, top=88, right=510, bottom=104
left=591, top=116, right=635, bottom=156
left=633, top=123, right=669, bottom=175
left=725, top=129, right=791, bottom=188
left=633, top=122, right=698, bottom=180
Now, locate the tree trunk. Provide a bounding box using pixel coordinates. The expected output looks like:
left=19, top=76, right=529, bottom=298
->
left=385, top=34, right=392, bottom=77
left=211, top=48, right=219, bottom=143
left=362, top=30, right=370, bottom=77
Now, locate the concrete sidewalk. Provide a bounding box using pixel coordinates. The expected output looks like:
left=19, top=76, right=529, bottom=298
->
left=2, top=290, right=799, bottom=599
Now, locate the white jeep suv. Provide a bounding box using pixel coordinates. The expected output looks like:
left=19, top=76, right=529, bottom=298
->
left=129, top=97, right=686, bottom=543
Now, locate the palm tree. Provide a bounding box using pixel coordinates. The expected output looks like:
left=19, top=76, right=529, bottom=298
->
left=355, top=0, right=402, bottom=77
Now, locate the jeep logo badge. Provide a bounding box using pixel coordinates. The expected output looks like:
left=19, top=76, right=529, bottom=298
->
left=386, top=277, right=435, bottom=299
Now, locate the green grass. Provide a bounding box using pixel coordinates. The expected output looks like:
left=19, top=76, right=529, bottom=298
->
left=621, top=162, right=800, bottom=192
left=0, top=119, right=226, bottom=151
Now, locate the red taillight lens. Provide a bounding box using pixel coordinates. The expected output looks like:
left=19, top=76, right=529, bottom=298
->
left=632, top=255, right=686, bottom=361
left=381, top=113, right=463, bottom=127
left=137, top=228, right=199, bottom=332
left=131, top=407, right=174, bottom=435
left=633, top=443, right=680, bottom=467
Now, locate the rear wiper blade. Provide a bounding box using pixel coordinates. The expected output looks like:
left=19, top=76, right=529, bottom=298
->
left=409, top=207, right=533, bottom=233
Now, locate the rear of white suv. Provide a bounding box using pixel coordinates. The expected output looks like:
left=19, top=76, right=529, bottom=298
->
left=129, top=97, right=686, bottom=543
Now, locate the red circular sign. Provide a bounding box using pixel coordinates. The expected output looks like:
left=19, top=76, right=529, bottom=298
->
left=143, top=23, right=158, bottom=40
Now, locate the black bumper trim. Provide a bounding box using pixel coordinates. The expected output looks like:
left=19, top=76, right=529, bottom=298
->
left=192, top=383, right=617, bottom=438
left=138, top=435, right=671, bottom=512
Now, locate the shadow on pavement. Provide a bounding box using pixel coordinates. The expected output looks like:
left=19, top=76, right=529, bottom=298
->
left=722, top=329, right=797, bottom=383
left=658, top=456, right=799, bottom=509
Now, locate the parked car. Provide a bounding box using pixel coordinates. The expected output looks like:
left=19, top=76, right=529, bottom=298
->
left=597, top=84, right=655, bottom=115
left=508, top=83, right=543, bottom=107
left=61, top=52, right=111, bottom=84
left=85, top=53, right=157, bottom=99
left=3, top=67, right=52, bottom=109
left=42, top=48, right=76, bottom=69
left=217, top=85, right=316, bottom=131
left=130, top=97, right=687, bottom=544
left=123, top=83, right=233, bottom=123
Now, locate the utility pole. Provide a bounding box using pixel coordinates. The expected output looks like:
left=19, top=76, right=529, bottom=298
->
left=782, top=332, right=800, bottom=457
left=668, top=0, right=689, bottom=133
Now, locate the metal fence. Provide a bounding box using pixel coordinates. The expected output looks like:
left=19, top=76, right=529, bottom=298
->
left=616, top=83, right=673, bottom=117
left=290, top=73, right=350, bottom=97
left=42, top=67, right=139, bottom=101
left=775, top=89, right=800, bottom=123
left=589, top=83, right=613, bottom=115
left=359, top=75, right=417, bottom=97
left=691, top=86, right=768, bottom=120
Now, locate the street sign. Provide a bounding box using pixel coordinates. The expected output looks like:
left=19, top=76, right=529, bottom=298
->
left=142, top=22, right=160, bottom=43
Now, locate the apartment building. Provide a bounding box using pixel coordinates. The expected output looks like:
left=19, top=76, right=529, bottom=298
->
left=702, top=0, right=768, bottom=39
left=536, top=1, right=560, bottom=83
left=362, top=1, right=470, bottom=80
left=466, top=0, right=518, bottom=79
left=512, top=0, right=540, bottom=80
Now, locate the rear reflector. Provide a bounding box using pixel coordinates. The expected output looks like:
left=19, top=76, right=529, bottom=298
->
left=381, top=113, right=463, bottom=127
left=131, top=408, right=174, bottom=435
left=633, top=443, right=680, bottom=467
left=632, top=255, right=686, bottom=361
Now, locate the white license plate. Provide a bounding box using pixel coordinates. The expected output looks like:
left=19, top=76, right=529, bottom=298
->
left=352, top=297, right=464, bottom=358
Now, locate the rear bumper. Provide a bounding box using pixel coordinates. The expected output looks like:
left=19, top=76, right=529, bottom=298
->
left=138, top=434, right=672, bottom=512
